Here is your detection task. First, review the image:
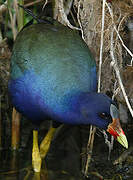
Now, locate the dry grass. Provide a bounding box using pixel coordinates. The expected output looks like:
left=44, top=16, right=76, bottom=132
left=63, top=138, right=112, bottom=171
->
left=73, top=0, right=133, bottom=101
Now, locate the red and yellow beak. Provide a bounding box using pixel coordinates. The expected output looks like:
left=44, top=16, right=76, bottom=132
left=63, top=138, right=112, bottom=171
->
left=107, top=118, right=128, bottom=149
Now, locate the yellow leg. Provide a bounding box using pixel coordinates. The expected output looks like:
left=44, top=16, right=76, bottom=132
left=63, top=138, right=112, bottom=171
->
left=32, top=130, right=42, bottom=172
left=40, top=127, right=56, bottom=158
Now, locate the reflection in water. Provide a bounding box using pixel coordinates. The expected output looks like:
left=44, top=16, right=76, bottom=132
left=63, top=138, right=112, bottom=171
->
left=1, top=130, right=133, bottom=180
left=0, top=129, right=83, bottom=180
left=0, top=148, right=83, bottom=180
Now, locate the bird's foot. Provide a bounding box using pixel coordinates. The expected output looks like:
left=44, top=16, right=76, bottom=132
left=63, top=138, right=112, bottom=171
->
left=40, top=127, right=56, bottom=158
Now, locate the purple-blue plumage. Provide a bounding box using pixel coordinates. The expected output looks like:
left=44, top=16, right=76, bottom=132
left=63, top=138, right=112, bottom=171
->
left=8, top=20, right=116, bottom=130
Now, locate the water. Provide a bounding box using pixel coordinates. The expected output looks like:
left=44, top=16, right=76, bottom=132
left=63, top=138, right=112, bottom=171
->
left=0, top=125, right=83, bottom=180
left=0, top=145, right=83, bottom=180
left=0, top=123, right=133, bottom=180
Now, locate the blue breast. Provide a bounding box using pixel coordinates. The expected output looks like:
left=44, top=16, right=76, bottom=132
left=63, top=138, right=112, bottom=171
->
left=8, top=22, right=97, bottom=125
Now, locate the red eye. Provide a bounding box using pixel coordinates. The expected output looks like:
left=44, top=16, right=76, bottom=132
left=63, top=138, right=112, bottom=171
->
left=99, top=113, right=111, bottom=120
left=99, top=113, right=106, bottom=118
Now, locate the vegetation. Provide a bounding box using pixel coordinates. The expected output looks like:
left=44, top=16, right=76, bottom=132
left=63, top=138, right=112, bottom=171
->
left=0, top=0, right=133, bottom=179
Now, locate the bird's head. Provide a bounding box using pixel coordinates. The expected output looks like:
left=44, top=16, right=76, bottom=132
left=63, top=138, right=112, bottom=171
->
left=79, top=92, right=128, bottom=149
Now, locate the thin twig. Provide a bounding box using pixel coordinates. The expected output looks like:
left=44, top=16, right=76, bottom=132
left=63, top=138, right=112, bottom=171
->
left=102, top=130, right=114, bottom=160
left=7, top=0, right=17, bottom=40
left=84, top=126, right=96, bottom=177
left=77, top=1, right=85, bottom=41
left=58, top=0, right=80, bottom=30
left=24, top=0, right=43, bottom=7
left=110, top=27, right=133, bottom=118
left=84, top=0, right=106, bottom=176
left=106, top=2, right=133, bottom=66
left=42, top=0, right=48, bottom=11
left=98, top=0, right=106, bottom=92
left=107, top=2, right=133, bottom=118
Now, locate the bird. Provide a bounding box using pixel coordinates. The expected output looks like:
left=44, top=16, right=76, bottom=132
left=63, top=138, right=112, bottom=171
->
left=8, top=18, right=128, bottom=172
